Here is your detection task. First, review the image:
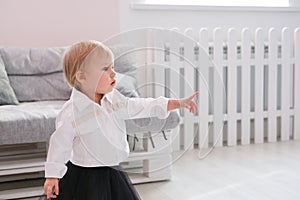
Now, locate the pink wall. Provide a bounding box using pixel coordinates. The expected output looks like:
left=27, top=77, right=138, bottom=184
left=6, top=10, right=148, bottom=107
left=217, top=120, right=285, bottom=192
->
left=0, top=0, right=120, bottom=47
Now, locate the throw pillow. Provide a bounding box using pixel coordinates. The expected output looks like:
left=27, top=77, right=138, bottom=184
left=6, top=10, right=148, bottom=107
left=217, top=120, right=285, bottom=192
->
left=0, top=56, right=19, bottom=105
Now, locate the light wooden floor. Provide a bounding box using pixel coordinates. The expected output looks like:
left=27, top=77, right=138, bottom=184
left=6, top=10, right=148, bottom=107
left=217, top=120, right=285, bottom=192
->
left=7, top=140, right=300, bottom=200
left=135, top=140, right=300, bottom=200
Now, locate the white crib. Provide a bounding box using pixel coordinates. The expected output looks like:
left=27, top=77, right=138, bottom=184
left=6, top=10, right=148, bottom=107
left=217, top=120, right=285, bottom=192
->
left=136, top=27, right=300, bottom=152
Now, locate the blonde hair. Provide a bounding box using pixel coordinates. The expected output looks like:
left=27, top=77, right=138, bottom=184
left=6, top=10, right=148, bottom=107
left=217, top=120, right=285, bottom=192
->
left=62, top=40, right=113, bottom=89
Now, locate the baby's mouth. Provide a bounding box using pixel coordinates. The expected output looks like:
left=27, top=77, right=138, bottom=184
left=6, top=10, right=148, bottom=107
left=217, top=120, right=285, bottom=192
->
left=111, top=80, right=116, bottom=86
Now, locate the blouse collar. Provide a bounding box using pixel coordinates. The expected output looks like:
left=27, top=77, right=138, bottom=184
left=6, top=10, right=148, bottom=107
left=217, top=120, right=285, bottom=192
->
left=70, top=87, right=113, bottom=111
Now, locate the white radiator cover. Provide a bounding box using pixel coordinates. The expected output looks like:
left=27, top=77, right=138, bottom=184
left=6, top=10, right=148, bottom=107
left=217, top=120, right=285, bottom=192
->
left=136, top=27, right=300, bottom=151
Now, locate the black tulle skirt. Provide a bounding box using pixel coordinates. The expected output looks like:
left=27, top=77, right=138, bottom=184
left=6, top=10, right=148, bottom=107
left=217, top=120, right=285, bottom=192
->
left=44, top=161, right=141, bottom=200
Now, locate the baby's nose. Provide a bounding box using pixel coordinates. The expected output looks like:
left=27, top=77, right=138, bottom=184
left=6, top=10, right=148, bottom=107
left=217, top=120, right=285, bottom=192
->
left=111, top=70, right=116, bottom=78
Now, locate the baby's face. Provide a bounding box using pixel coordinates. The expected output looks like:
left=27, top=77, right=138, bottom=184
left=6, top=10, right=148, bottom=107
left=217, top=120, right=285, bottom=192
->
left=83, top=55, right=116, bottom=95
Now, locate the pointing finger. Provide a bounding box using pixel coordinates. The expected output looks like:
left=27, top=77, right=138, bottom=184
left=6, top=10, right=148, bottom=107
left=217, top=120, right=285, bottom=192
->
left=189, top=91, right=199, bottom=99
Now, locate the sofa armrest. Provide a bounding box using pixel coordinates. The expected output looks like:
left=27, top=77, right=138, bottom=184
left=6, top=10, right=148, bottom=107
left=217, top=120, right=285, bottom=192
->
left=125, top=110, right=180, bottom=134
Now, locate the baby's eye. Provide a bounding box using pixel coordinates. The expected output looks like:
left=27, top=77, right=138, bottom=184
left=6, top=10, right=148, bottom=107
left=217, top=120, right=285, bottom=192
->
left=103, top=67, right=109, bottom=71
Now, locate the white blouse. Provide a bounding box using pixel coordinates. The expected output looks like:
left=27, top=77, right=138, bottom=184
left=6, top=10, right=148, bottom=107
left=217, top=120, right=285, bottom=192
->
left=45, top=88, right=170, bottom=178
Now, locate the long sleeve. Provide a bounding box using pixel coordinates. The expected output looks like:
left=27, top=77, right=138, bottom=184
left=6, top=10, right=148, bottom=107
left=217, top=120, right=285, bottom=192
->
left=111, top=89, right=171, bottom=120
left=44, top=107, right=75, bottom=178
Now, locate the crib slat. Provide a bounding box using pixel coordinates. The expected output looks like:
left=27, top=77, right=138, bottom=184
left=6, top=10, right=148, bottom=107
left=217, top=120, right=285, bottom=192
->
left=241, top=28, right=251, bottom=145
left=167, top=28, right=184, bottom=150
left=169, top=27, right=181, bottom=99
left=281, top=28, right=291, bottom=141
left=213, top=28, right=225, bottom=147
left=153, top=29, right=166, bottom=98
left=254, top=28, right=264, bottom=143
left=168, top=28, right=181, bottom=100
left=227, top=28, right=238, bottom=146
left=184, top=28, right=197, bottom=150
left=267, top=28, right=278, bottom=142
left=294, top=28, right=300, bottom=140
left=199, top=28, right=210, bottom=149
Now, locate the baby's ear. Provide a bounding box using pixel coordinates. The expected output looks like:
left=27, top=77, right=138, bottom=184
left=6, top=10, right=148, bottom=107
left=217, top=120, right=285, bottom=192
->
left=75, top=71, right=86, bottom=83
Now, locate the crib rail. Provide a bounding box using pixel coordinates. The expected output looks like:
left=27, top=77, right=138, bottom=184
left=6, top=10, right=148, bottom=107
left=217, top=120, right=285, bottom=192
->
left=144, top=27, right=300, bottom=150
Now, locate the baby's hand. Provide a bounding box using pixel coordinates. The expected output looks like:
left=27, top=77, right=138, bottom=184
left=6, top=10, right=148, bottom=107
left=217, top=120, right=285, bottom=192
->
left=179, top=91, right=199, bottom=114
left=44, top=178, right=59, bottom=199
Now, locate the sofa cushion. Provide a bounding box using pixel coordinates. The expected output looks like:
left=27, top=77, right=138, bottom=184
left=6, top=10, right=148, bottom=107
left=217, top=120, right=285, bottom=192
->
left=0, top=101, right=65, bottom=145
left=0, top=47, right=71, bottom=102
left=0, top=55, right=19, bottom=105
left=8, top=72, right=72, bottom=102
left=0, top=47, right=68, bottom=75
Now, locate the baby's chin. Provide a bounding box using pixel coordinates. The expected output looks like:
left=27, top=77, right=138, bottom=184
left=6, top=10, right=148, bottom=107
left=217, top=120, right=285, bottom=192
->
left=95, top=87, right=114, bottom=95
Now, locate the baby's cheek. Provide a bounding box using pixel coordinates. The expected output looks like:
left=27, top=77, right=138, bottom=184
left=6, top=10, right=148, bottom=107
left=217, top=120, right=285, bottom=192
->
left=97, top=77, right=105, bottom=86
left=93, top=74, right=103, bottom=84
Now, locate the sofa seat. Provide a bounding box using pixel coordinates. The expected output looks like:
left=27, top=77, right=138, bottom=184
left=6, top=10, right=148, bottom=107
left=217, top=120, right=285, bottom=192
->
left=0, top=100, right=180, bottom=146
left=0, top=101, right=65, bottom=145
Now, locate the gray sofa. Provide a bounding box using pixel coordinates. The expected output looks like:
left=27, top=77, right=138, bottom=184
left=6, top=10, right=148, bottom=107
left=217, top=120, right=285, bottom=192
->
left=0, top=46, right=180, bottom=145
left=0, top=46, right=180, bottom=199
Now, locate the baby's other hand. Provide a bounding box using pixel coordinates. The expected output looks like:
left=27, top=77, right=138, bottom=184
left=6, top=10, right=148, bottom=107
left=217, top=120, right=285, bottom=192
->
left=44, top=178, right=59, bottom=199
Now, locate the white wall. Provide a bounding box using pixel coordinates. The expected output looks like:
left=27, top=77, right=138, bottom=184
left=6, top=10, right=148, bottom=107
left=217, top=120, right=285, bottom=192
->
left=1, top=0, right=299, bottom=47
left=119, top=0, right=300, bottom=39
left=0, top=0, right=120, bottom=47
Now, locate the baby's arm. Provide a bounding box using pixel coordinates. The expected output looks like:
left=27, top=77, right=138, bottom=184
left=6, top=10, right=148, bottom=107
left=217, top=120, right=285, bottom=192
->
left=44, top=108, right=75, bottom=199
left=113, top=89, right=199, bottom=119
left=167, top=91, right=199, bottom=114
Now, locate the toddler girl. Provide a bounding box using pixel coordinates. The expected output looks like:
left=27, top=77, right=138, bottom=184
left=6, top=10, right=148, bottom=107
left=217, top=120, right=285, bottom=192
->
left=44, top=40, right=199, bottom=199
